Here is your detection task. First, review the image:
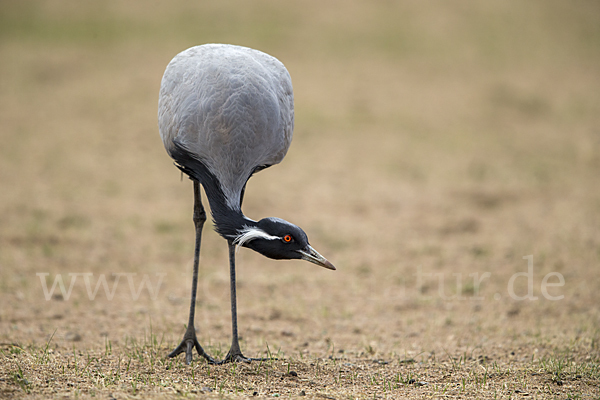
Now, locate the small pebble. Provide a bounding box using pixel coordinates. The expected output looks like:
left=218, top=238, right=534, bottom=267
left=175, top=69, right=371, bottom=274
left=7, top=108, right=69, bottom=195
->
left=299, top=390, right=306, bottom=396
left=373, top=359, right=389, bottom=365
left=65, top=332, right=82, bottom=342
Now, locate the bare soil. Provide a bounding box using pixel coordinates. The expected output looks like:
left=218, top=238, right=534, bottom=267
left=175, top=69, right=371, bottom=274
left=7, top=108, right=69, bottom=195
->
left=1, top=1, right=599, bottom=399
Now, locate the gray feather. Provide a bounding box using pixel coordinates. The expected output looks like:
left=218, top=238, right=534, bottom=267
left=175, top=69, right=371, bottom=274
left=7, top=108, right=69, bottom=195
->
left=158, top=44, right=294, bottom=209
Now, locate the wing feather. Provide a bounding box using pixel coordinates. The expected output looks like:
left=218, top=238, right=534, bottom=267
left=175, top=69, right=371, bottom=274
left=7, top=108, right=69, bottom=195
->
left=158, top=44, right=294, bottom=209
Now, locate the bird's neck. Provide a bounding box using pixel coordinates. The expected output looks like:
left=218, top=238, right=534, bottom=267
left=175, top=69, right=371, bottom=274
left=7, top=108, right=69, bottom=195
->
left=209, top=201, right=256, bottom=241
left=168, top=139, right=257, bottom=240
left=197, top=169, right=257, bottom=241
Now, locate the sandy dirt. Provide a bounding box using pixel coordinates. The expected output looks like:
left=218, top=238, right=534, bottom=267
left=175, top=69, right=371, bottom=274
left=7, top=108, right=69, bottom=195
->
left=1, top=1, right=599, bottom=398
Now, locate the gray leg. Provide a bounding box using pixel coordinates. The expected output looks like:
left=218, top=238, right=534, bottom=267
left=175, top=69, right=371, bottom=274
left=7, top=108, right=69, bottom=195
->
left=168, top=181, right=215, bottom=365
left=218, top=241, right=249, bottom=362
left=218, top=241, right=271, bottom=364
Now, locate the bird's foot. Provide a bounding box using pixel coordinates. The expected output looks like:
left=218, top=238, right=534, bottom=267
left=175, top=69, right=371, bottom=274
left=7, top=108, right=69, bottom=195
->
left=168, top=327, right=216, bottom=365
left=216, top=346, right=275, bottom=364
left=217, top=352, right=272, bottom=364
left=217, top=352, right=253, bottom=364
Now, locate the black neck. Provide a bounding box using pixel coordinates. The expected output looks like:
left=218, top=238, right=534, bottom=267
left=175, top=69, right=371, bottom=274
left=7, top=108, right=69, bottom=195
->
left=208, top=196, right=256, bottom=241
left=169, top=139, right=256, bottom=240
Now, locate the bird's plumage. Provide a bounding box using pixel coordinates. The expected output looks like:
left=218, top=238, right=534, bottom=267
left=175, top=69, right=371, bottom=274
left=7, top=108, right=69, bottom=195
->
left=159, top=44, right=333, bottom=365
left=158, top=44, right=294, bottom=211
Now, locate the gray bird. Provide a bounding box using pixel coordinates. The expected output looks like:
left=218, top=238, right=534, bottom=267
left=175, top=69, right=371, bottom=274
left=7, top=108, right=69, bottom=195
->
left=158, top=44, right=335, bottom=364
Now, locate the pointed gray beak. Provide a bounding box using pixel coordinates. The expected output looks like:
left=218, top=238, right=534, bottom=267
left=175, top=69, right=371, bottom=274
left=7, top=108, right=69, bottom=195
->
left=298, top=245, right=335, bottom=270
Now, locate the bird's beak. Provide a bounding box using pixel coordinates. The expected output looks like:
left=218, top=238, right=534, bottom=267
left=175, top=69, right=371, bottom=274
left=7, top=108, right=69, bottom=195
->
left=298, top=245, right=336, bottom=270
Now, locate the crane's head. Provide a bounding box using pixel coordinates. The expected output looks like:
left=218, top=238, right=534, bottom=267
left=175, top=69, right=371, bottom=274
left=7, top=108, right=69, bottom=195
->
left=233, top=217, right=335, bottom=270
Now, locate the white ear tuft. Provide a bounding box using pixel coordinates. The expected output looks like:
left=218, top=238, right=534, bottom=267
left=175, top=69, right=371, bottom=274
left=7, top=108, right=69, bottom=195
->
left=233, top=226, right=279, bottom=250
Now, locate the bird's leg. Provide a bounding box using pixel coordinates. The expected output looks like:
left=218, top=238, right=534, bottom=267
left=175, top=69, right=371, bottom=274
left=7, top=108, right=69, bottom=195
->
left=168, top=181, right=215, bottom=365
left=217, top=241, right=271, bottom=364
left=219, top=241, right=249, bottom=363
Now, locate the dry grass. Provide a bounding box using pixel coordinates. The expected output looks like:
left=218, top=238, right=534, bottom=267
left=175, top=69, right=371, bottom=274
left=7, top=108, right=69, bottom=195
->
left=1, top=1, right=599, bottom=398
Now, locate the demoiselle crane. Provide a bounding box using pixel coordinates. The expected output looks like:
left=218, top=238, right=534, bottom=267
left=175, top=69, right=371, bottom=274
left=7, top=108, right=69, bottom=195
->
left=158, top=44, right=335, bottom=364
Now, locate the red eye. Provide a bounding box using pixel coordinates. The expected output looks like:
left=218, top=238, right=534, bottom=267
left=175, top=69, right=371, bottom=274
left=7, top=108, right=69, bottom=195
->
left=283, top=234, right=293, bottom=243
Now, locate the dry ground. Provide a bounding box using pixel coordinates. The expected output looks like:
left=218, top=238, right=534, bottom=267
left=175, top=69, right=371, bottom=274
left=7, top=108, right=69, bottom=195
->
left=1, top=1, right=599, bottom=399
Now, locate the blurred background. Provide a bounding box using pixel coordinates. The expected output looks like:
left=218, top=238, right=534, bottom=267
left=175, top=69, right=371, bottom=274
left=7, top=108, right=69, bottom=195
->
left=1, top=0, right=599, bottom=359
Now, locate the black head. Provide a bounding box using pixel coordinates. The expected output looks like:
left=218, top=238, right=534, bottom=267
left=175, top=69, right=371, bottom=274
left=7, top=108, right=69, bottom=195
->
left=234, top=217, right=335, bottom=270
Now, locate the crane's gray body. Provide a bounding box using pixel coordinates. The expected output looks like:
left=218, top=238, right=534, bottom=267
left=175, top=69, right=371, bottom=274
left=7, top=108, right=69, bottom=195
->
left=158, top=44, right=294, bottom=210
